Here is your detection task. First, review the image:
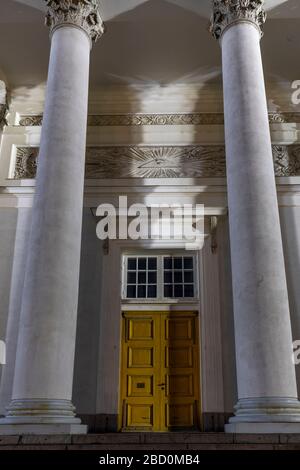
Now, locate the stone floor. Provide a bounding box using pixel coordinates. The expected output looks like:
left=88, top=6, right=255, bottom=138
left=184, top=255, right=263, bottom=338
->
left=0, top=433, right=300, bottom=450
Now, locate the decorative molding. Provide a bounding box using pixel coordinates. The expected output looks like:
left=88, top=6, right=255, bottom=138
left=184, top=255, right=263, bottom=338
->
left=14, top=148, right=38, bottom=179
left=18, top=112, right=300, bottom=127
left=12, top=145, right=300, bottom=180
left=45, top=0, right=104, bottom=43
left=268, top=113, right=300, bottom=124
left=210, top=0, right=266, bottom=41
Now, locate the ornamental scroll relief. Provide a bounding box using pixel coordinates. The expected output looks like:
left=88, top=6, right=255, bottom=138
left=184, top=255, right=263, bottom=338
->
left=13, top=145, right=300, bottom=180
left=18, top=113, right=300, bottom=127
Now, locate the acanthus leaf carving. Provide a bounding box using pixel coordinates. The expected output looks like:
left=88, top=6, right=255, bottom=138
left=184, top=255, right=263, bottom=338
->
left=210, top=0, right=266, bottom=41
left=45, top=0, right=104, bottom=43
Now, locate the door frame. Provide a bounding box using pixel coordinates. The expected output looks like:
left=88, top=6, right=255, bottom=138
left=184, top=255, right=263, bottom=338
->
left=96, top=238, right=224, bottom=431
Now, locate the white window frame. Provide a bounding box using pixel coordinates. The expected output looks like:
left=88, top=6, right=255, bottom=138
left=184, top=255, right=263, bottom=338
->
left=121, top=253, right=199, bottom=302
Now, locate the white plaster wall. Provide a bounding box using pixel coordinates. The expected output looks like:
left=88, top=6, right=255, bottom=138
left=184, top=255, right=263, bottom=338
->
left=72, top=208, right=104, bottom=417
left=280, top=206, right=300, bottom=393
left=0, top=209, right=18, bottom=382
left=0, top=207, right=32, bottom=414
left=217, top=216, right=237, bottom=412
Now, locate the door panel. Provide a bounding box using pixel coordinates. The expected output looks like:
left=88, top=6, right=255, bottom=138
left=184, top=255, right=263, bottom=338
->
left=120, top=311, right=200, bottom=431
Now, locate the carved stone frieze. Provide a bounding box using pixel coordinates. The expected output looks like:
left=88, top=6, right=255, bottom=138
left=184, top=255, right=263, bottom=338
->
left=12, top=145, right=300, bottom=180
left=45, top=0, right=104, bottom=43
left=18, top=112, right=300, bottom=127
left=14, top=147, right=38, bottom=179
left=210, top=0, right=266, bottom=40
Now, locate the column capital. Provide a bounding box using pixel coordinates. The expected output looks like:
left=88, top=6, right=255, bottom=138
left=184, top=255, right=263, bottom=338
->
left=45, top=0, right=104, bottom=44
left=210, top=0, right=266, bottom=41
left=0, top=80, right=8, bottom=130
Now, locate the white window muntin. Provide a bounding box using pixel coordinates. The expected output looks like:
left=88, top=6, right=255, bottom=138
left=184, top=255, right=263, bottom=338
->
left=122, top=253, right=198, bottom=301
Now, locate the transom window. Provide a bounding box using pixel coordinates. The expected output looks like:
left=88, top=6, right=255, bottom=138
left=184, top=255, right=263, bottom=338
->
left=123, top=254, right=197, bottom=301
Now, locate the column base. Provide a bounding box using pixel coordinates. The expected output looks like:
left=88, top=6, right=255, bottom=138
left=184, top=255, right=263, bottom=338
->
left=0, top=398, right=87, bottom=434
left=226, top=422, right=300, bottom=433
left=226, top=397, right=300, bottom=433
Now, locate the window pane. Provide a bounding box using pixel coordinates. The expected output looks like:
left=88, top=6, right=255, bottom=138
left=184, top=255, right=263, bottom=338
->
left=148, top=258, right=157, bottom=270
left=174, top=257, right=182, bottom=269
left=164, top=285, right=173, bottom=297
left=184, top=257, right=193, bottom=269
left=164, top=257, right=172, bottom=269
left=127, top=272, right=136, bottom=284
left=174, top=284, right=183, bottom=297
left=138, top=272, right=146, bottom=284
left=127, top=285, right=136, bottom=298
left=184, top=271, right=194, bottom=283
left=138, top=258, right=146, bottom=270
left=164, top=271, right=172, bottom=283
left=127, top=258, right=137, bottom=270
left=184, top=285, right=194, bottom=298
left=147, top=285, right=157, bottom=298
left=148, top=272, right=157, bottom=284
left=137, top=285, right=146, bottom=298
left=174, top=271, right=182, bottom=283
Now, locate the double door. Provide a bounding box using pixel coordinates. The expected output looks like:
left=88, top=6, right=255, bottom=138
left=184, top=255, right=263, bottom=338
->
left=120, top=311, right=201, bottom=431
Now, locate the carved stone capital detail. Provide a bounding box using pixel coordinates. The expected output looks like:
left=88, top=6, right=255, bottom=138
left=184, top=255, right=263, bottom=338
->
left=0, top=104, right=8, bottom=130
left=45, top=0, right=104, bottom=43
left=210, top=0, right=266, bottom=41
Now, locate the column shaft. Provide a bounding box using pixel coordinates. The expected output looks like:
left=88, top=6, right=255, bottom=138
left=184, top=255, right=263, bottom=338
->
left=222, top=22, right=297, bottom=401
left=211, top=0, right=300, bottom=432
left=0, top=0, right=104, bottom=433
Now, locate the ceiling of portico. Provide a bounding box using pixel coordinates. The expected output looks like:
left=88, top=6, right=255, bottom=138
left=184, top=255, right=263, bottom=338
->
left=0, top=0, right=299, bottom=91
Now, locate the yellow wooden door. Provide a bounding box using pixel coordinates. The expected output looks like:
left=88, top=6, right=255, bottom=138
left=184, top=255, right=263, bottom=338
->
left=120, top=311, right=200, bottom=431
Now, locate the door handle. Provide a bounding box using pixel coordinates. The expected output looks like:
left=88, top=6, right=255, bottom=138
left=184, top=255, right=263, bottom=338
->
left=157, top=383, right=165, bottom=387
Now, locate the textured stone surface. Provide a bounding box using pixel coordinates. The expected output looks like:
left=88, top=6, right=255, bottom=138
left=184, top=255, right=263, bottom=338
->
left=0, top=434, right=299, bottom=451
left=221, top=19, right=300, bottom=425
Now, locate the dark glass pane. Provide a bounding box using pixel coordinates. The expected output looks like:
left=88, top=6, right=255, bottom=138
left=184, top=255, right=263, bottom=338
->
left=174, top=257, right=182, bottom=269
left=137, top=285, right=146, bottom=298
left=138, top=258, right=146, bottom=270
left=164, top=271, right=172, bottom=283
left=174, top=284, right=183, bottom=297
left=127, top=258, right=137, bottom=270
left=148, top=272, right=157, bottom=284
left=184, top=257, right=193, bottom=269
left=184, top=285, right=194, bottom=298
left=127, top=272, right=136, bottom=284
left=127, top=285, right=136, bottom=298
left=164, top=257, right=172, bottom=269
left=164, top=285, right=173, bottom=297
left=174, top=271, right=183, bottom=283
left=148, top=258, right=157, bottom=270
left=184, top=271, right=194, bottom=283
left=147, top=285, right=157, bottom=298
left=138, top=271, right=146, bottom=284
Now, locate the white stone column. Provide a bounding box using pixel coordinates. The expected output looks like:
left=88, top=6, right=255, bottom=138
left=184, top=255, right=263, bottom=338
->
left=0, top=0, right=104, bottom=434
left=211, top=0, right=300, bottom=433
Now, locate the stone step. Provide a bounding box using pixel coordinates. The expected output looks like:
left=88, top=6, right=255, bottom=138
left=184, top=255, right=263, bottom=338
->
left=0, top=433, right=300, bottom=450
